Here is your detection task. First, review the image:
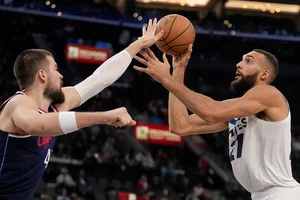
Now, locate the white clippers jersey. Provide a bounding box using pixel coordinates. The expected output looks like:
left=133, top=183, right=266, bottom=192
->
left=228, top=112, right=299, bottom=193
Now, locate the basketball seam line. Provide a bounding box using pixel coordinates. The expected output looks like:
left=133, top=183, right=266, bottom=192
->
left=164, top=38, right=178, bottom=54
left=167, top=47, right=180, bottom=54
left=169, top=39, right=194, bottom=48
left=157, top=23, right=192, bottom=48
left=162, top=37, right=180, bottom=54
left=164, top=15, right=178, bottom=41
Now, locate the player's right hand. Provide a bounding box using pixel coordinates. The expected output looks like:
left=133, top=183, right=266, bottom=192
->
left=106, top=107, right=136, bottom=128
left=172, top=44, right=193, bottom=70
left=133, top=48, right=171, bottom=84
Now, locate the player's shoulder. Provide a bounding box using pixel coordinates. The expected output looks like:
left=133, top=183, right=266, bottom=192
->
left=244, top=85, right=285, bottom=106
left=5, top=94, right=38, bottom=112
left=244, top=84, right=281, bottom=98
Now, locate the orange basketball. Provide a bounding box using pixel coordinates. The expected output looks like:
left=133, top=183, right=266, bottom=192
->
left=155, top=14, right=195, bottom=56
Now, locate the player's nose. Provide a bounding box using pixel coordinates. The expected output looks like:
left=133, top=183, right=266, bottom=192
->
left=236, top=62, right=242, bottom=69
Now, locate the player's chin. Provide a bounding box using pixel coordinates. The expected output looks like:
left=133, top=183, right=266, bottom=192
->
left=230, top=80, right=239, bottom=88
left=232, top=76, right=242, bottom=83
left=231, top=79, right=238, bottom=85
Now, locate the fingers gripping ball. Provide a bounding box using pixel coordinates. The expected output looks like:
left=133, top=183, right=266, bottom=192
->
left=155, top=14, right=195, bottom=56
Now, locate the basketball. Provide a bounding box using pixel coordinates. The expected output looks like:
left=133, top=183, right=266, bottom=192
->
left=155, top=14, right=195, bottom=56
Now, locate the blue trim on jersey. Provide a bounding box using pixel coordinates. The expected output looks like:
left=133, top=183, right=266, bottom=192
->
left=229, top=118, right=240, bottom=125
left=0, top=134, right=9, bottom=175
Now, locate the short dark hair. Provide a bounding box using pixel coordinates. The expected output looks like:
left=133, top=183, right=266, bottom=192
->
left=252, top=49, right=279, bottom=83
left=13, top=49, right=53, bottom=90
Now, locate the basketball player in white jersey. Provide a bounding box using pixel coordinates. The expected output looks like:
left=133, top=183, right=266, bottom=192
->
left=133, top=45, right=300, bottom=199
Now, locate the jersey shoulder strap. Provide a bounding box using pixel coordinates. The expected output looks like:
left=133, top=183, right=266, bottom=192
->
left=0, top=91, right=27, bottom=113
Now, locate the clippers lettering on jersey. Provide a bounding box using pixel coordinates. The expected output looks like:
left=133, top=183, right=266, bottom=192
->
left=37, top=136, right=53, bottom=148
left=229, top=117, right=247, bottom=161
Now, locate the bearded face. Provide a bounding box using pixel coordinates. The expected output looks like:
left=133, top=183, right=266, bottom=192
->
left=44, top=81, right=65, bottom=104
left=231, top=72, right=259, bottom=94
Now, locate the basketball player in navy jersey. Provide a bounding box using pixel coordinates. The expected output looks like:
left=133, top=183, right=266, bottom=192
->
left=0, top=19, right=163, bottom=200
left=134, top=45, right=300, bottom=199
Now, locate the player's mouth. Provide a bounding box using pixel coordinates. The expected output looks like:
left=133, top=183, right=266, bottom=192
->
left=235, top=71, right=242, bottom=79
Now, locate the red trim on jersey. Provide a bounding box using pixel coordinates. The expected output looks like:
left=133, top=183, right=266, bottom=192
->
left=9, top=132, right=30, bottom=136
left=51, top=105, right=59, bottom=112
left=38, top=108, right=47, bottom=113
left=16, top=90, right=28, bottom=96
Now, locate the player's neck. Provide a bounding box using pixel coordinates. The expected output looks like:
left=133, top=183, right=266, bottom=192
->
left=254, top=81, right=268, bottom=87
left=22, top=87, right=52, bottom=112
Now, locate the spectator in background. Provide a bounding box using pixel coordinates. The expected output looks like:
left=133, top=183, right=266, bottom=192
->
left=102, top=136, right=120, bottom=164
left=56, top=167, right=76, bottom=188
left=135, top=149, right=156, bottom=169
left=84, top=143, right=103, bottom=165
left=137, top=174, right=149, bottom=195
left=147, top=99, right=167, bottom=125
left=185, top=183, right=211, bottom=200
left=125, top=148, right=138, bottom=167
left=156, top=150, right=176, bottom=183
left=56, top=187, right=70, bottom=200
left=175, top=175, right=191, bottom=197
left=76, top=169, right=93, bottom=198
left=70, top=193, right=81, bottom=200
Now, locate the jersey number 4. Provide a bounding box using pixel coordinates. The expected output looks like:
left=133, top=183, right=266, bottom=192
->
left=44, top=149, right=51, bottom=169
left=230, top=134, right=244, bottom=161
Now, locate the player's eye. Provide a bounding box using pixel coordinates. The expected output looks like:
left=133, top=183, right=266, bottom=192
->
left=246, top=59, right=252, bottom=64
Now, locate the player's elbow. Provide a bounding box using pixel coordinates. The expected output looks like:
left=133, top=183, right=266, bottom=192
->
left=169, top=126, right=189, bottom=136
left=202, top=113, right=219, bottom=124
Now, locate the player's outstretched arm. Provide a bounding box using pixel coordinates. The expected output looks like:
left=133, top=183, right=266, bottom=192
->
left=9, top=96, right=135, bottom=136
left=133, top=48, right=284, bottom=124
left=163, top=84, right=283, bottom=123
left=56, top=18, right=164, bottom=111
left=133, top=47, right=227, bottom=135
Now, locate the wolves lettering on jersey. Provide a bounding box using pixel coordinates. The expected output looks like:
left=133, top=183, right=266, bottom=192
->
left=0, top=91, right=58, bottom=200
left=228, top=117, right=247, bottom=161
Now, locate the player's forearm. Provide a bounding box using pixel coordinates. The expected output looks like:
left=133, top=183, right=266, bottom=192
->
left=74, top=49, right=133, bottom=105
left=27, top=112, right=114, bottom=136
left=168, top=69, right=190, bottom=133
left=162, top=75, right=219, bottom=123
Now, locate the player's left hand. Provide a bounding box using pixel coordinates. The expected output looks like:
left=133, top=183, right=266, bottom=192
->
left=133, top=48, right=171, bottom=84
left=138, top=18, right=164, bottom=48
left=172, top=44, right=193, bottom=70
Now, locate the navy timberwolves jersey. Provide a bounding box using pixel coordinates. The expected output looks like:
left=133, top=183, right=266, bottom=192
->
left=0, top=91, right=57, bottom=200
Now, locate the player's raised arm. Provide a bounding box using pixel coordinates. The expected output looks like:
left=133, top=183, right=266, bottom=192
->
left=57, top=18, right=164, bottom=111
left=168, top=46, right=228, bottom=135
left=133, top=47, right=228, bottom=135
left=10, top=95, right=135, bottom=136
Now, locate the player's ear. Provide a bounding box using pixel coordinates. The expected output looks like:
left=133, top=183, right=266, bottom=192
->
left=37, top=69, right=47, bottom=83
left=260, top=70, right=270, bottom=81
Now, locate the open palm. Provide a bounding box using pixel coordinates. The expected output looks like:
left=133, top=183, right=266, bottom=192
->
left=139, top=18, right=164, bottom=48
left=133, top=48, right=171, bottom=84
